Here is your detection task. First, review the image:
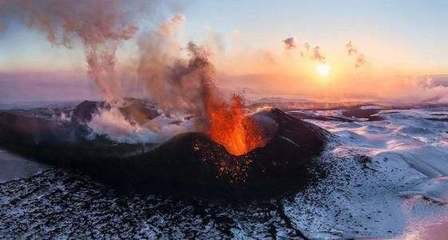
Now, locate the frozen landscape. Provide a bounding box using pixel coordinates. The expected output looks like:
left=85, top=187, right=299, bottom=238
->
left=1, top=0, right=447, bottom=239
left=1, top=101, right=447, bottom=239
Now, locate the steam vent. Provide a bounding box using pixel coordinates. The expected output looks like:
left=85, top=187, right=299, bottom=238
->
left=0, top=100, right=330, bottom=198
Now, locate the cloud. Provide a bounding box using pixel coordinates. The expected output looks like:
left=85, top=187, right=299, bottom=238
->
left=283, top=37, right=296, bottom=50
left=419, top=75, right=448, bottom=88
left=0, top=0, right=163, bottom=103
left=345, top=41, right=366, bottom=68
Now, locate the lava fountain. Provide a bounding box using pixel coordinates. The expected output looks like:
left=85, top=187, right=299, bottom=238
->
left=206, top=95, right=267, bottom=156
left=137, top=21, right=268, bottom=156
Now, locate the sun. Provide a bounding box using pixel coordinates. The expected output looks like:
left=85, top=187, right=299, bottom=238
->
left=316, top=63, right=331, bottom=77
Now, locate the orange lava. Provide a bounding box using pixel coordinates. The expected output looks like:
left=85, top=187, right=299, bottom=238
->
left=207, top=95, right=266, bottom=156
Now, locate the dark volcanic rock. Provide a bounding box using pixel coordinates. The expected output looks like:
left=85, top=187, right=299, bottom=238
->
left=0, top=106, right=330, bottom=198
left=119, top=109, right=330, bottom=197
left=288, top=111, right=354, bottom=122
left=425, top=117, right=448, bottom=122
left=71, top=100, right=106, bottom=125
left=0, top=169, right=310, bottom=239
left=0, top=111, right=76, bottom=146
left=342, top=108, right=384, bottom=121
left=72, top=98, right=160, bottom=126
left=118, top=98, right=160, bottom=125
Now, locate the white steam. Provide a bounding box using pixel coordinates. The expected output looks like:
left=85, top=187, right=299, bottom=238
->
left=87, top=107, right=193, bottom=144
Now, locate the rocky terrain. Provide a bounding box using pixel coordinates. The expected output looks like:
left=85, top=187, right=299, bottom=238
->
left=1, top=101, right=448, bottom=239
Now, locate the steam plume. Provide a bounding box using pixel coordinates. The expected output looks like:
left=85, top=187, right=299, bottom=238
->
left=137, top=15, right=218, bottom=125
left=137, top=16, right=266, bottom=154
left=0, top=0, right=150, bottom=102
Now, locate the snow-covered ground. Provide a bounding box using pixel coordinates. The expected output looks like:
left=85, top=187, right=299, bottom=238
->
left=1, top=106, right=448, bottom=239
left=0, top=150, right=48, bottom=183
left=289, top=107, right=448, bottom=239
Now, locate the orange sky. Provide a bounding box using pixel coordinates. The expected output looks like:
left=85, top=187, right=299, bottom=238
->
left=0, top=0, right=447, bottom=103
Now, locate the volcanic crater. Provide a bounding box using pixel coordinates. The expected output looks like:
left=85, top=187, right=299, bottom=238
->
left=0, top=100, right=331, bottom=198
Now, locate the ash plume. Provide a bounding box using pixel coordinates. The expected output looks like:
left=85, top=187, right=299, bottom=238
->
left=345, top=41, right=366, bottom=68
left=137, top=16, right=265, bottom=152
left=345, top=41, right=358, bottom=55
left=0, top=0, right=155, bottom=103
left=283, top=37, right=296, bottom=50
left=283, top=38, right=326, bottom=63
left=311, top=46, right=326, bottom=63
left=296, top=41, right=326, bottom=63
left=138, top=15, right=220, bottom=129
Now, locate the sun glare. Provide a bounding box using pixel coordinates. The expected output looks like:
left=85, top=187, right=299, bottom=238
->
left=316, top=63, right=331, bottom=77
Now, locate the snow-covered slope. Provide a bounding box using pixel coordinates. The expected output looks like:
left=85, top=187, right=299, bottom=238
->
left=289, top=107, right=448, bottom=238
left=1, top=106, right=448, bottom=239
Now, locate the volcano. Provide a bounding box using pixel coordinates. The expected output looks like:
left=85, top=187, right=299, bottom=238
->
left=0, top=101, right=330, bottom=198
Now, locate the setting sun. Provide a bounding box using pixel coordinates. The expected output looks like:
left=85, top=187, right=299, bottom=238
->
left=316, top=63, right=331, bottom=77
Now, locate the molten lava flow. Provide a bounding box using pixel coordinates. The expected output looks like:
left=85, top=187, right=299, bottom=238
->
left=207, top=95, right=266, bottom=156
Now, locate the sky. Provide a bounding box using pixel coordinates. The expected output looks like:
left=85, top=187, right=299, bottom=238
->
left=184, top=0, right=448, bottom=72
left=0, top=0, right=447, bottom=103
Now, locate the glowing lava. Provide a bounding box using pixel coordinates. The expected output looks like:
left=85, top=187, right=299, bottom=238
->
left=207, top=95, right=266, bottom=156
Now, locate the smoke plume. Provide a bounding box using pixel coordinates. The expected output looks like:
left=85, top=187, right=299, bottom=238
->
left=294, top=41, right=326, bottom=63
left=137, top=15, right=219, bottom=127
left=136, top=15, right=267, bottom=153
left=345, top=41, right=366, bottom=68
left=346, top=41, right=357, bottom=56
left=0, top=0, right=152, bottom=102
left=311, top=46, right=326, bottom=63
left=283, top=37, right=296, bottom=50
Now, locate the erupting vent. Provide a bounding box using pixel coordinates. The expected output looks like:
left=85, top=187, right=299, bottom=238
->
left=207, top=95, right=267, bottom=156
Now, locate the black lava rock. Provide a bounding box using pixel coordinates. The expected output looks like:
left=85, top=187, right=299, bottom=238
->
left=72, top=98, right=160, bottom=126
left=0, top=105, right=330, bottom=198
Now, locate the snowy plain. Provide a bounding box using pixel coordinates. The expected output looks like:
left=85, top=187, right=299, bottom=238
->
left=0, top=103, right=448, bottom=239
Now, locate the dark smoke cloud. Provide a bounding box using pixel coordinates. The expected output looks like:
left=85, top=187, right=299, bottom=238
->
left=288, top=40, right=326, bottom=63
left=345, top=41, right=366, bottom=68
left=0, top=0, right=161, bottom=103
left=137, top=15, right=219, bottom=128
left=283, top=37, right=296, bottom=50
left=282, top=38, right=326, bottom=62
left=1, top=1, right=229, bottom=131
